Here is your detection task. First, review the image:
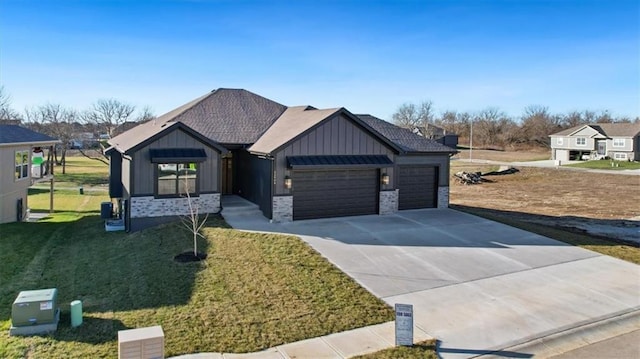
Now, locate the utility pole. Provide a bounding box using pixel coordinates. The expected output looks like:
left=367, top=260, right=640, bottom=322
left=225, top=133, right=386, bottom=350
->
left=470, top=119, right=473, bottom=162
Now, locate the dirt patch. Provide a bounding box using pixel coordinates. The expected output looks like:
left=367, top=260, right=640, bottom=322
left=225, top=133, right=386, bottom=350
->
left=453, top=149, right=550, bottom=162
left=450, top=167, right=640, bottom=243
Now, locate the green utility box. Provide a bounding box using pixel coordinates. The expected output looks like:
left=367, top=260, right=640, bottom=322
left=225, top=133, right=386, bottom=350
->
left=12, top=288, right=58, bottom=326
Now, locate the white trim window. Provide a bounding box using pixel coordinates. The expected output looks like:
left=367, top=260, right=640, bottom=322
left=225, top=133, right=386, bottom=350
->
left=557, top=137, right=564, bottom=145
left=576, top=138, right=586, bottom=146
left=15, top=150, right=29, bottom=180
left=613, top=138, right=625, bottom=147
left=613, top=153, right=627, bottom=160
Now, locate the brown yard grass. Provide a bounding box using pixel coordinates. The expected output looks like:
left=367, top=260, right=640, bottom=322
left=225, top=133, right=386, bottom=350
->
left=452, top=149, right=550, bottom=162
left=449, top=165, right=640, bottom=263
left=451, top=167, right=639, bottom=220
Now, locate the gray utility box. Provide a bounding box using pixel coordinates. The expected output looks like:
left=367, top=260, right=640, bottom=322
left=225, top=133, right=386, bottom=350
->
left=12, top=288, right=58, bottom=326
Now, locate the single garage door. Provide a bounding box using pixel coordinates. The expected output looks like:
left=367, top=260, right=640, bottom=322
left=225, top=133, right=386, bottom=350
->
left=293, top=169, right=378, bottom=220
left=398, top=166, right=437, bottom=210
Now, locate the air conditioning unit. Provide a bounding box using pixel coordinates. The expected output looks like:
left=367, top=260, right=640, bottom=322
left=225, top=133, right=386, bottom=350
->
left=12, top=288, right=59, bottom=326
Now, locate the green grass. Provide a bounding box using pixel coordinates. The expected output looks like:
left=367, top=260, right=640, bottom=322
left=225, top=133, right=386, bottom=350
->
left=566, top=160, right=640, bottom=170
left=452, top=205, right=640, bottom=265
left=0, top=191, right=393, bottom=358
left=354, top=340, right=438, bottom=359
left=49, top=155, right=110, bottom=187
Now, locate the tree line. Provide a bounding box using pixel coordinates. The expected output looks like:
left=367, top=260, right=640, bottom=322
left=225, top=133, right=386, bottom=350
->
left=0, top=86, right=154, bottom=172
left=392, top=101, right=639, bottom=150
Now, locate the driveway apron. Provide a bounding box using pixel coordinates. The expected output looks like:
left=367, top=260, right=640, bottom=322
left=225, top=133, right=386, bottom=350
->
left=222, top=199, right=640, bottom=358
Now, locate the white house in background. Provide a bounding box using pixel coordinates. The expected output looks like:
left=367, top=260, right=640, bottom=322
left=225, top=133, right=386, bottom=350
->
left=0, top=125, right=59, bottom=223
left=549, top=123, right=640, bottom=162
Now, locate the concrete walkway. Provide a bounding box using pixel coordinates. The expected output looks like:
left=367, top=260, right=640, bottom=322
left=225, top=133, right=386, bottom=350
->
left=173, top=196, right=640, bottom=358
left=171, top=321, right=432, bottom=359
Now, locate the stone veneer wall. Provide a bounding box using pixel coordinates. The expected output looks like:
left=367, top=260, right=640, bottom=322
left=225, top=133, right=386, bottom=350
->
left=272, top=195, right=293, bottom=222
left=130, top=193, right=221, bottom=218
left=379, top=190, right=399, bottom=215
left=437, top=186, right=449, bottom=209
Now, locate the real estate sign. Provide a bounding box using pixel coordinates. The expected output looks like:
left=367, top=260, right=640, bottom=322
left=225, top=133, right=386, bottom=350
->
left=395, top=303, right=413, bottom=346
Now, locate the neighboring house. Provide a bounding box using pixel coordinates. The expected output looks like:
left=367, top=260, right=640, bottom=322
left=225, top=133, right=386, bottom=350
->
left=550, top=123, right=640, bottom=161
left=0, top=125, right=59, bottom=224
left=106, top=89, right=457, bottom=231
left=412, top=124, right=459, bottom=149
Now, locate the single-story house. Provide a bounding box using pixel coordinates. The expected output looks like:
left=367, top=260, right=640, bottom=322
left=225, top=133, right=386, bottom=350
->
left=549, top=123, right=640, bottom=161
left=106, top=89, right=457, bottom=231
left=0, top=125, right=59, bottom=223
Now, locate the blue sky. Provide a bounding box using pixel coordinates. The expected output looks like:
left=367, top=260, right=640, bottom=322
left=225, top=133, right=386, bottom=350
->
left=1, top=0, right=638, bottom=121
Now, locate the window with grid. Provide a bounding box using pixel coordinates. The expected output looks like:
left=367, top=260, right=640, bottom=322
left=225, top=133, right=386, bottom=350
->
left=15, top=151, right=29, bottom=180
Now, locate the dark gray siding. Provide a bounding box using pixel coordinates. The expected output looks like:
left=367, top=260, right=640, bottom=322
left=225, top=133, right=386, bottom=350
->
left=109, top=152, right=123, bottom=198
left=273, top=114, right=395, bottom=195
left=395, top=154, right=450, bottom=187
left=235, top=150, right=272, bottom=218
left=130, top=128, right=220, bottom=196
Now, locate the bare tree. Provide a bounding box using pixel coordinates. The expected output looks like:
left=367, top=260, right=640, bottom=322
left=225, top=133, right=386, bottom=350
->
left=392, top=103, right=419, bottom=128
left=469, top=108, right=521, bottom=149
left=83, top=98, right=136, bottom=138
left=24, top=104, right=77, bottom=173
left=518, top=105, right=562, bottom=148
left=179, top=175, right=208, bottom=259
left=392, top=101, right=440, bottom=138
left=136, top=106, right=156, bottom=123
left=595, top=110, right=614, bottom=123
left=436, top=110, right=472, bottom=138
left=0, top=86, right=21, bottom=123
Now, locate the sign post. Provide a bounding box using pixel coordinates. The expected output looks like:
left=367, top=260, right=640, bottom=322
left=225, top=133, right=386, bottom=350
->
left=395, top=303, right=413, bottom=346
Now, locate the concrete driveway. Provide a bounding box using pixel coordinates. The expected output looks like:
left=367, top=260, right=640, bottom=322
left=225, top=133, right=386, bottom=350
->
left=222, top=196, right=640, bottom=358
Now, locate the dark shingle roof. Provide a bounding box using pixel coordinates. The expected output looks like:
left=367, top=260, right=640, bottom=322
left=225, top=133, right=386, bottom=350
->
left=109, top=89, right=457, bottom=156
left=551, top=123, right=640, bottom=137
left=356, top=114, right=457, bottom=153
left=0, top=125, right=59, bottom=145
left=108, top=89, right=287, bottom=152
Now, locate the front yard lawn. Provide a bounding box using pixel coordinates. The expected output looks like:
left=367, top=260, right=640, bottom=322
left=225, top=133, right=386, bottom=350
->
left=0, top=190, right=393, bottom=358
left=566, top=160, right=640, bottom=170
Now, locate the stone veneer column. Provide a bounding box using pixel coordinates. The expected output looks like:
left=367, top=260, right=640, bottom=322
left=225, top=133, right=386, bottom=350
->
left=437, top=186, right=449, bottom=208
left=379, top=190, right=399, bottom=215
left=130, top=193, right=221, bottom=218
left=272, top=195, right=293, bottom=222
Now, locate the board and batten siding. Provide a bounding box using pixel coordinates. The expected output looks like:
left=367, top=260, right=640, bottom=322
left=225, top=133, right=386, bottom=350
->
left=129, top=128, right=220, bottom=196
left=272, top=114, right=395, bottom=196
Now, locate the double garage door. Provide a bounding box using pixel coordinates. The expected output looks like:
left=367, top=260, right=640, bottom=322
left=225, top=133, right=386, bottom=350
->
left=292, top=166, right=438, bottom=220
left=293, top=169, right=378, bottom=220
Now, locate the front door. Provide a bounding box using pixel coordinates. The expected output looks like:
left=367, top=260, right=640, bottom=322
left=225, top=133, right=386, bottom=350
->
left=221, top=155, right=233, bottom=194
left=597, top=140, right=606, bottom=156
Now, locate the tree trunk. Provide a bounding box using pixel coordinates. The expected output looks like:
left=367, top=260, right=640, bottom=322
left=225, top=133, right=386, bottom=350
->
left=61, top=148, right=67, bottom=174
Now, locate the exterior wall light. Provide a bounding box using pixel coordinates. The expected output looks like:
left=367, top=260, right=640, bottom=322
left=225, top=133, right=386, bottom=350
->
left=381, top=173, right=390, bottom=185
left=284, top=176, right=292, bottom=189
